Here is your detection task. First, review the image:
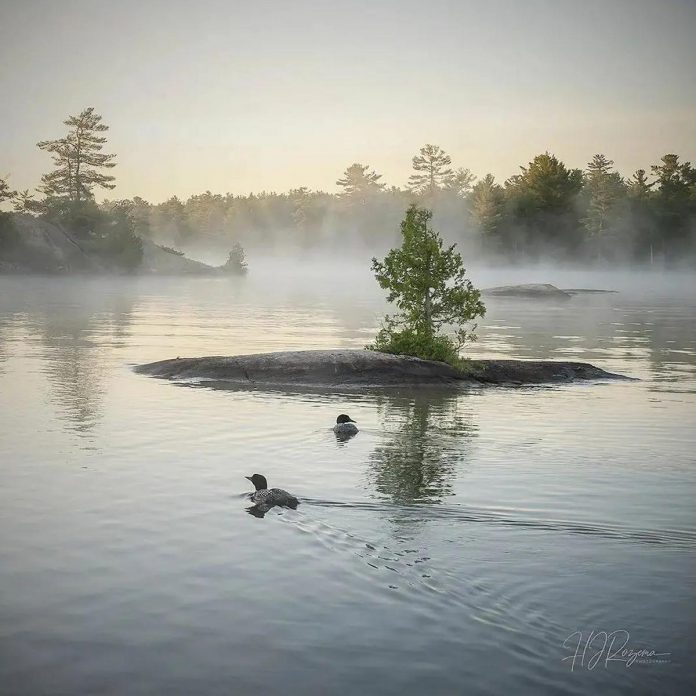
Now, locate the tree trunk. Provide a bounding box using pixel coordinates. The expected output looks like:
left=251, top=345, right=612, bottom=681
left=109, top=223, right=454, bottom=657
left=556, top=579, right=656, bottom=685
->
left=423, top=248, right=433, bottom=337
left=424, top=288, right=432, bottom=332
left=74, top=127, right=82, bottom=202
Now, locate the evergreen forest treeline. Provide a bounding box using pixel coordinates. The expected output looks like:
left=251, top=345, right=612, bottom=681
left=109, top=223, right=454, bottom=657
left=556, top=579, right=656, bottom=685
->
left=2, top=109, right=695, bottom=265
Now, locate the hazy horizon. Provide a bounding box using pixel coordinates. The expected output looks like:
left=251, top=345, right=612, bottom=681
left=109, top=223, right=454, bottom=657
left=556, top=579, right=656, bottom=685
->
left=1, top=0, right=695, bottom=202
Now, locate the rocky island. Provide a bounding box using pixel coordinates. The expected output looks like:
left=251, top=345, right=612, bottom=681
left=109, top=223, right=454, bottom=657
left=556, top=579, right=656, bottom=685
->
left=482, top=283, right=617, bottom=298
left=135, top=349, right=628, bottom=390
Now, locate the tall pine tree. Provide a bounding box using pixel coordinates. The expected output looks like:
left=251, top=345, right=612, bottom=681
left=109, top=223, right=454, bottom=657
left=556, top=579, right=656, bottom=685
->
left=582, top=154, right=625, bottom=258
left=445, top=168, right=476, bottom=197
left=408, top=144, right=453, bottom=197
left=649, top=154, right=696, bottom=259
left=336, top=163, right=385, bottom=203
left=471, top=174, right=505, bottom=243
left=37, top=108, right=116, bottom=202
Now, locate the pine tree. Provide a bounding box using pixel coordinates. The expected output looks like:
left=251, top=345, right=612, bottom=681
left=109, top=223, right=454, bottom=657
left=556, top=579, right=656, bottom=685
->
left=627, top=169, right=653, bottom=200
left=0, top=176, right=17, bottom=205
left=649, top=154, right=696, bottom=257
left=336, top=163, right=385, bottom=202
left=471, top=174, right=505, bottom=239
left=650, top=154, right=694, bottom=204
left=445, top=168, right=476, bottom=197
left=504, top=152, right=583, bottom=253
left=13, top=190, right=38, bottom=213
left=408, top=144, right=453, bottom=197
left=510, top=152, right=583, bottom=212
left=37, top=108, right=116, bottom=202
left=582, top=154, right=625, bottom=257
left=626, top=169, right=656, bottom=262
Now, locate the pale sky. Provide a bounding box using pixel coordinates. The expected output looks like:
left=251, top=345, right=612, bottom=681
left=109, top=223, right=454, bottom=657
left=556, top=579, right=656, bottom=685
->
left=1, top=0, right=695, bottom=202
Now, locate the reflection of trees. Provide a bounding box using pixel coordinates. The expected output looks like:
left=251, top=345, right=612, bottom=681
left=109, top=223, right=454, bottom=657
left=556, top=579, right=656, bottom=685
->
left=43, top=296, right=134, bottom=433
left=368, top=391, right=477, bottom=504
left=473, top=297, right=618, bottom=360
left=0, top=318, right=8, bottom=374
left=39, top=315, right=107, bottom=433
left=19, top=280, right=135, bottom=433
left=0, top=284, right=20, bottom=373
left=638, top=302, right=696, bottom=386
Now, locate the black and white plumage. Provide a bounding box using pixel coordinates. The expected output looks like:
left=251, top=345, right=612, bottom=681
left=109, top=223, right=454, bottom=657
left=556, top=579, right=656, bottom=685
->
left=332, top=414, right=358, bottom=435
left=245, top=474, right=299, bottom=509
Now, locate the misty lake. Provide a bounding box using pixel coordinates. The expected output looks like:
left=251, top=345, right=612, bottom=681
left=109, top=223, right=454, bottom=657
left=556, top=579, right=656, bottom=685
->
left=1, top=259, right=694, bottom=695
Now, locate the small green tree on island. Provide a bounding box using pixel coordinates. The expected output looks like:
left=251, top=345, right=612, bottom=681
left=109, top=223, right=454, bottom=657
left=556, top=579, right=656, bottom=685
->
left=369, top=204, right=485, bottom=369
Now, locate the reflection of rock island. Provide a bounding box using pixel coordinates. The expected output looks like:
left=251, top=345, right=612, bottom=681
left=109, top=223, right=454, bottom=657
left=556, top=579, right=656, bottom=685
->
left=136, top=349, right=628, bottom=389
left=369, top=393, right=476, bottom=504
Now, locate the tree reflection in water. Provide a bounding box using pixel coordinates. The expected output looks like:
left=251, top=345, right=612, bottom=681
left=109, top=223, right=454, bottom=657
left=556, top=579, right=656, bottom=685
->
left=7, top=280, right=136, bottom=435
left=368, top=390, right=477, bottom=505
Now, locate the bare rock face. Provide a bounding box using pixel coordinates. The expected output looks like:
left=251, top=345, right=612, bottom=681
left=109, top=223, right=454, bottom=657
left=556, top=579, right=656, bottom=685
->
left=136, top=349, right=466, bottom=388
left=6, top=215, right=103, bottom=273
left=135, top=349, right=626, bottom=390
left=1, top=216, right=245, bottom=276
left=469, top=360, right=618, bottom=384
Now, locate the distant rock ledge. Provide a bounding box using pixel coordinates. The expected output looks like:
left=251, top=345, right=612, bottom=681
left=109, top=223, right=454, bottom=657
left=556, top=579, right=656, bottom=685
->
left=135, top=349, right=628, bottom=389
left=482, top=283, right=617, bottom=298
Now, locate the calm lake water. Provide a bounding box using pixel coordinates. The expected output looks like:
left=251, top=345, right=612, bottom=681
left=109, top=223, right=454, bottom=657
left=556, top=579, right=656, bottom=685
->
left=1, top=259, right=695, bottom=695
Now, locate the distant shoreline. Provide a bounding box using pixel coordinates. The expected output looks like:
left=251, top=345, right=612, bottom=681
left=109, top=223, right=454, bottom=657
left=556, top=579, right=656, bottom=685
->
left=0, top=214, right=246, bottom=276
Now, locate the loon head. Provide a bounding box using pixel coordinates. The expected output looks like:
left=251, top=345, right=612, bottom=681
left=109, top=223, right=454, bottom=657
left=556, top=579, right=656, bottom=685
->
left=245, top=473, right=268, bottom=491
left=336, top=414, right=356, bottom=425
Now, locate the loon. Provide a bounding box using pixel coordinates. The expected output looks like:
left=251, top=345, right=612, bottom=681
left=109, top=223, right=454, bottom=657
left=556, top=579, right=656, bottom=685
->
left=245, top=474, right=299, bottom=509
left=333, top=414, right=358, bottom=435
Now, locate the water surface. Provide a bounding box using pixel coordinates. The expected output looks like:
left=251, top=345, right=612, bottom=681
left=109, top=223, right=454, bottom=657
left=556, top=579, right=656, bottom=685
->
left=1, top=261, right=695, bottom=695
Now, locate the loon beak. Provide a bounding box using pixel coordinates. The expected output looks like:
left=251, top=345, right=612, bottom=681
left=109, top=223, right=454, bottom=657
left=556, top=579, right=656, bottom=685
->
left=244, top=476, right=253, bottom=481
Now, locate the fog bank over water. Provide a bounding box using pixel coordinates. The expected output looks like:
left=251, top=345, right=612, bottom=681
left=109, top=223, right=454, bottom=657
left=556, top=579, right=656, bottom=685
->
left=206, top=249, right=696, bottom=300
left=2, top=261, right=694, bottom=375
